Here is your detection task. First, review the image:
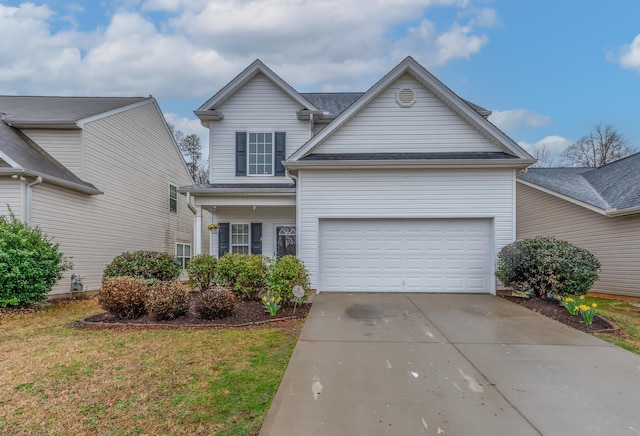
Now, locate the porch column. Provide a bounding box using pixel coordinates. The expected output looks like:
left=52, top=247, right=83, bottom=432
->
left=194, top=206, right=203, bottom=255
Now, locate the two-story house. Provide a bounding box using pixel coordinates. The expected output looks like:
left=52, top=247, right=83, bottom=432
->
left=0, top=96, right=206, bottom=297
left=182, top=57, right=534, bottom=294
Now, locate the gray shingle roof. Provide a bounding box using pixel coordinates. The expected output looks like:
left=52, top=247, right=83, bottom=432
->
left=518, top=152, right=640, bottom=212
left=301, top=152, right=517, bottom=161
left=300, top=93, right=363, bottom=115
left=0, top=121, right=99, bottom=192
left=0, top=96, right=148, bottom=125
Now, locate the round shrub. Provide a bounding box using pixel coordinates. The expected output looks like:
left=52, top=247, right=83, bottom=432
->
left=98, top=277, right=149, bottom=319
left=187, top=254, right=217, bottom=291
left=146, top=281, right=191, bottom=320
left=266, top=255, right=311, bottom=305
left=496, top=236, right=600, bottom=299
left=195, top=286, right=236, bottom=320
left=214, top=253, right=268, bottom=300
left=0, top=213, right=71, bottom=306
left=103, top=250, right=180, bottom=282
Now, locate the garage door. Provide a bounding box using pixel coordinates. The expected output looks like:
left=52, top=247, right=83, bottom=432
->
left=319, top=218, right=493, bottom=292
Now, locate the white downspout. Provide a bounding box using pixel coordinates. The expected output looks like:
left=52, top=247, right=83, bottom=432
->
left=26, top=176, right=42, bottom=226
left=185, top=192, right=202, bottom=256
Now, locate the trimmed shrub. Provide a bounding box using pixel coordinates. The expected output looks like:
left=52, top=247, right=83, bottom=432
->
left=0, top=213, right=71, bottom=306
left=214, top=253, right=268, bottom=300
left=98, top=277, right=148, bottom=319
left=146, top=281, right=191, bottom=320
left=195, top=286, right=236, bottom=320
left=103, top=251, right=180, bottom=282
left=266, top=255, right=311, bottom=305
left=496, top=236, right=600, bottom=299
left=187, top=254, right=217, bottom=291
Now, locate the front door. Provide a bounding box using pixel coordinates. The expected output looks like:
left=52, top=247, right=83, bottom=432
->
left=276, top=225, right=296, bottom=257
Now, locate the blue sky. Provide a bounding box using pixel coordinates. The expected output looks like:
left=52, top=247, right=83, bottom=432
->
left=1, top=0, right=640, bottom=164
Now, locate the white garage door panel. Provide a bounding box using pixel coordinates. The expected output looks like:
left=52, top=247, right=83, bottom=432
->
left=319, top=218, right=492, bottom=292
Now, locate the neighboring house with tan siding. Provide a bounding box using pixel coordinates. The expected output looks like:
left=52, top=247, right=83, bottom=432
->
left=0, top=96, right=208, bottom=298
left=183, top=57, right=535, bottom=294
left=517, top=152, right=640, bottom=298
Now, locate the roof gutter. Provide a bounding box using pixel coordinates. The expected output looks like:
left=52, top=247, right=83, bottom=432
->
left=0, top=168, right=103, bottom=195
left=605, top=206, right=640, bottom=217
left=284, top=158, right=536, bottom=170
left=178, top=186, right=296, bottom=195
left=4, top=120, right=80, bottom=129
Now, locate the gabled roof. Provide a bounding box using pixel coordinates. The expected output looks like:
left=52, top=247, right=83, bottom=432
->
left=195, top=60, right=318, bottom=122
left=287, top=56, right=533, bottom=163
left=0, top=96, right=150, bottom=128
left=300, top=93, right=364, bottom=116
left=0, top=121, right=101, bottom=194
left=518, top=152, right=640, bottom=216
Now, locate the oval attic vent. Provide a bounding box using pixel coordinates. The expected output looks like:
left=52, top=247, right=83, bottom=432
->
left=396, top=88, right=416, bottom=107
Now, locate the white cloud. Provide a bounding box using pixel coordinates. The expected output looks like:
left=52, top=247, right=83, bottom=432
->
left=0, top=1, right=498, bottom=98
left=489, top=109, right=552, bottom=132
left=518, top=135, right=573, bottom=166
left=618, top=34, right=640, bottom=71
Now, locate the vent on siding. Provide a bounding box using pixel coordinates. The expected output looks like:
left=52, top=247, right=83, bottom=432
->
left=396, top=88, right=416, bottom=108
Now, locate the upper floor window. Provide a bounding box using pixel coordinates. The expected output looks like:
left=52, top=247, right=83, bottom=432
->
left=169, top=184, right=178, bottom=213
left=248, top=132, right=273, bottom=175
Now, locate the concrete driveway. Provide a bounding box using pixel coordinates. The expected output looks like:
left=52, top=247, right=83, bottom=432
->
left=260, top=293, right=640, bottom=436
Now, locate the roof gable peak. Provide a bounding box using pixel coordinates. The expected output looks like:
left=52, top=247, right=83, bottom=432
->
left=195, top=60, right=317, bottom=116
left=288, top=56, right=532, bottom=162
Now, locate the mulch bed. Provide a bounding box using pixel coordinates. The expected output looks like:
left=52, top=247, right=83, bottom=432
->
left=79, top=295, right=311, bottom=329
left=501, top=295, right=619, bottom=333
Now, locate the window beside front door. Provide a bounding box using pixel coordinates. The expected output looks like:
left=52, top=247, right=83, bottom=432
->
left=248, top=132, right=273, bottom=175
left=231, top=223, right=250, bottom=254
left=276, top=225, right=296, bottom=258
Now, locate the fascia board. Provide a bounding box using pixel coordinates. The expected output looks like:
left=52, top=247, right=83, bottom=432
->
left=0, top=168, right=102, bottom=195
left=516, top=178, right=608, bottom=216
left=284, top=158, right=537, bottom=170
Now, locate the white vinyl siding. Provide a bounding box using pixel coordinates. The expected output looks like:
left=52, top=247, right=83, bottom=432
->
left=298, top=168, right=515, bottom=292
left=30, top=101, right=201, bottom=297
left=0, top=178, right=22, bottom=219
left=517, top=183, right=640, bottom=298
left=314, top=74, right=505, bottom=154
left=21, top=129, right=84, bottom=178
left=209, top=73, right=309, bottom=183
left=209, top=207, right=295, bottom=258
left=319, top=218, right=492, bottom=292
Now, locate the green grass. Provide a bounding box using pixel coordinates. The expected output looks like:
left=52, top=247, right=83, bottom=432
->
left=583, top=296, right=640, bottom=355
left=0, top=299, right=302, bottom=435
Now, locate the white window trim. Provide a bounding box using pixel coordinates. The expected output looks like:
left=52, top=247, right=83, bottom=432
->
left=175, top=242, right=192, bottom=269
left=247, top=131, right=275, bottom=177
left=169, top=183, right=178, bottom=213
left=231, top=222, right=251, bottom=254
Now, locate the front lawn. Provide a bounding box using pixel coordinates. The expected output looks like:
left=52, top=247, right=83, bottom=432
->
left=585, top=296, right=640, bottom=355
left=0, top=299, right=302, bottom=435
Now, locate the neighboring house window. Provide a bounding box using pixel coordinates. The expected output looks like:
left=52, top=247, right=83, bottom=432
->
left=176, top=243, right=191, bottom=269
left=231, top=223, right=250, bottom=254
left=248, top=132, right=274, bottom=175
left=169, top=184, right=178, bottom=213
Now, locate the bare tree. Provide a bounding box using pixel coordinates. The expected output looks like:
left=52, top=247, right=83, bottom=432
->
left=562, top=123, right=636, bottom=167
left=530, top=144, right=556, bottom=167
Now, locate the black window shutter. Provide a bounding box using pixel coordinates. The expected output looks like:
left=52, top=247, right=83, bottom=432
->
left=218, top=223, right=230, bottom=257
left=274, top=132, right=286, bottom=176
left=251, top=223, right=262, bottom=254
left=236, top=132, right=247, bottom=176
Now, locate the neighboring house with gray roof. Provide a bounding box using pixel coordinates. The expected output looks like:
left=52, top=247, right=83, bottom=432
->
left=0, top=96, right=204, bottom=297
left=517, top=152, right=640, bottom=298
left=183, top=57, right=535, bottom=294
